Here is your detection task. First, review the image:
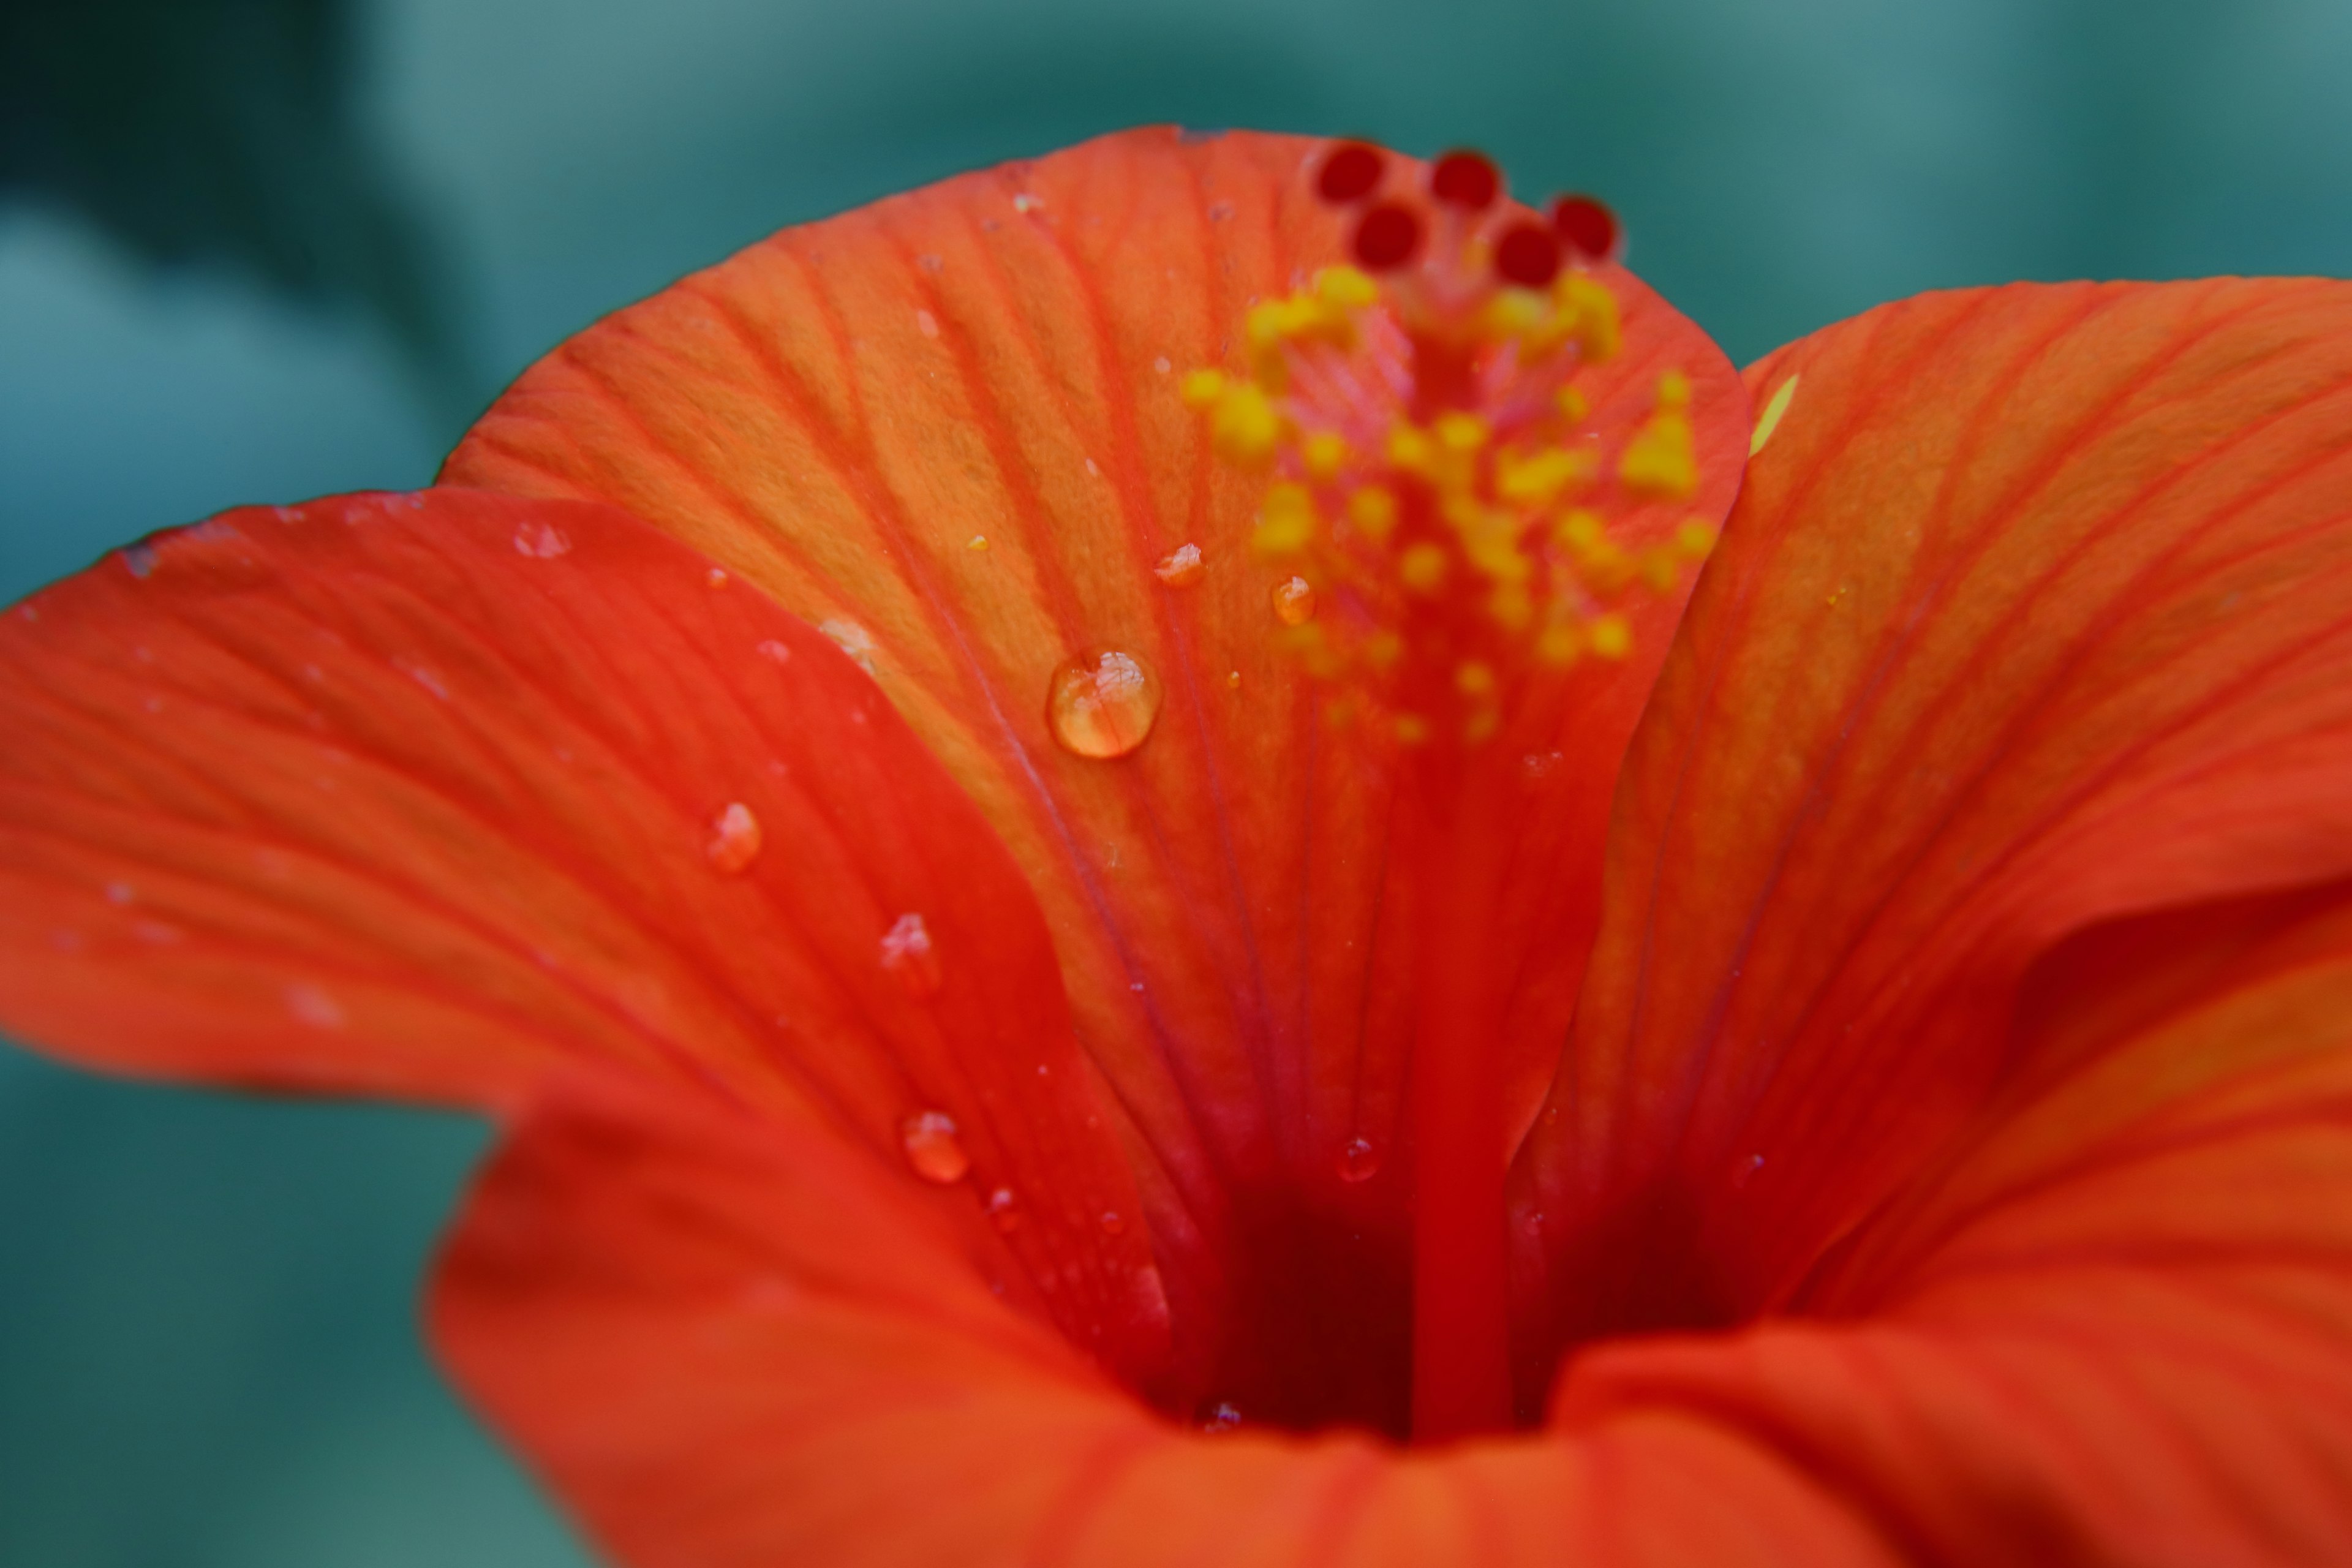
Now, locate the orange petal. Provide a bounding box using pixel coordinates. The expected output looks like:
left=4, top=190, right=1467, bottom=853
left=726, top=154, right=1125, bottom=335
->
left=0, top=487, right=1164, bottom=1381
left=436, top=1078, right=1899, bottom=1568
left=1518, top=279, right=2352, bottom=1366
left=1561, top=883, right=2352, bottom=1562
left=441, top=128, right=1744, bottom=1405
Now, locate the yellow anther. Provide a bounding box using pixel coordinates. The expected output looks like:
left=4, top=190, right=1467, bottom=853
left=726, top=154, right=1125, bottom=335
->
left=1434, top=412, right=1490, bottom=453
left=1399, top=542, right=1450, bottom=594
left=1395, top=714, right=1432, bottom=745
left=1213, top=384, right=1283, bottom=468
left=1657, top=369, right=1692, bottom=410
left=1365, top=630, right=1404, bottom=668
left=1553, top=276, right=1621, bottom=363
left=1537, top=623, right=1581, bottom=665
left=1303, top=430, right=1349, bottom=480
left=1750, top=374, right=1799, bottom=456
left=1555, top=385, right=1589, bottom=423
left=1314, top=265, right=1379, bottom=309
left=1496, top=447, right=1594, bottom=506
left=1455, top=661, right=1497, bottom=696
left=1482, top=289, right=1550, bottom=342
left=1181, top=369, right=1227, bottom=409
left=1347, top=486, right=1399, bottom=540
left=1387, top=424, right=1436, bottom=475
left=1555, top=510, right=1604, bottom=551
left=1252, top=483, right=1318, bottom=556
left=1588, top=613, right=1632, bottom=660
left=1272, top=574, right=1317, bottom=626
left=1619, top=410, right=1697, bottom=500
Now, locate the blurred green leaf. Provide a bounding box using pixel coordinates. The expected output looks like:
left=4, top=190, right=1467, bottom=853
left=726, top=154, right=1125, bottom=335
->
left=0, top=0, right=472, bottom=407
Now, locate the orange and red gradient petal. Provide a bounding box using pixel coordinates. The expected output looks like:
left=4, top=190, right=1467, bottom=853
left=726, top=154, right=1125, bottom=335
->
left=442, top=129, right=1744, bottom=1385
left=1561, top=885, right=2352, bottom=1562
left=0, top=488, right=1164, bottom=1381
left=437, top=1080, right=1898, bottom=1568
left=1517, top=279, right=2352, bottom=1360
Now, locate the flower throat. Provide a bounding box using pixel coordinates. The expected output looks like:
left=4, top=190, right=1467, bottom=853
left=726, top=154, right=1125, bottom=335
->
left=1189, top=143, right=1714, bottom=1441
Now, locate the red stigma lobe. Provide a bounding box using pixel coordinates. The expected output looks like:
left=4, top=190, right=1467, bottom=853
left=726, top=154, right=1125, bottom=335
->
left=1493, top=223, right=1562, bottom=288
left=1351, top=203, right=1423, bottom=271
left=1550, top=195, right=1619, bottom=261
left=1316, top=142, right=1386, bottom=204
left=1429, top=150, right=1501, bottom=210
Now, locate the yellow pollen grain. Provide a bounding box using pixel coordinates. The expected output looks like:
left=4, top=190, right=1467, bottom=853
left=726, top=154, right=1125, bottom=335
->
left=1675, top=518, right=1717, bottom=557
left=1347, top=486, right=1398, bottom=539
left=1181, top=369, right=1226, bottom=409
left=1399, top=542, right=1450, bottom=594
left=1555, top=510, right=1604, bottom=551
left=1455, top=661, right=1497, bottom=696
left=1657, top=369, right=1693, bottom=410
left=1556, top=385, right=1589, bottom=423
left=1212, top=385, right=1282, bottom=468
left=1537, top=624, right=1580, bottom=665
left=1252, top=484, right=1317, bottom=556
left=1751, top=374, right=1800, bottom=456
left=1554, top=276, right=1621, bottom=363
left=1497, top=447, right=1592, bottom=506
left=1303, top=431, right=1349, bottom=480
left=1386, top=424, right=1436, bottom=475
left=1588, top=614, right=1632, bottom=660
left=1435, top=412, right=1490, bottom=453
left=1619, top=409, right=1697, bottom=500
left=1315, top=265, right=1379, bottom=309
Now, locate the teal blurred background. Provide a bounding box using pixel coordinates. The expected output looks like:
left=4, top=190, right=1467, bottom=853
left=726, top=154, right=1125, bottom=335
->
left=4, top=0, right=2351, bottom=1561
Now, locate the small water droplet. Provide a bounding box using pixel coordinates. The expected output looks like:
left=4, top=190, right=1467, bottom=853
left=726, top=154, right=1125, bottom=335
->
left=917, top=252, right=943, bottom=273
left=900, top=1110, right=969, bottom=1183
left=820, top=618, right=879, bottom=674
left=1153, top=355, right=1172, bottom=374
left=1733, top=1153, right=1765, bottom=1189
left=706, top=802, right=763, bottom=874
left=1012, top=192, right=1042, bottom=214
left=1207, top=200, right=1235, bottom=222
left=1521, top=1209, right=1545, bottom=1237
left=1153, top=543, right=1204, bottom=587
left=880, top=911, right=944, bottom=997
left=756, top=639, right=792, bottom=664
left=512, top=521, right=572, bottom=559
left=1202, top=1402, right=1242, bottom=1433
left=986, top=1186, right=1020, bottom=1231
left=1227, top=670, right=1241, bottom=690
left=1336, top=1136, right=1381, bottom=1183
left=396, top=661, right=449, bottom=701
left=1046, top=649, right=1163, bottom=760
left=285, top=982, right=345, bottom=1030
left=1099, top=1210, right=1125, bottom=1235
left=1271, top=575, right=1316, bottom=626
left=967, top=534, right=990, bottom=552
left=104, top=881, right=135, bottom=906
left=122, top=543, right=157, bottom=579
left=706, top=567, right=729, bottom=587
left=916, top=309, right=940, bottom=339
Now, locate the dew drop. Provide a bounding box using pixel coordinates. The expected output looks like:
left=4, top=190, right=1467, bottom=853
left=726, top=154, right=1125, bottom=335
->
left=1271, top=575, right=1316, bottom=626
left=916, top=309, right=940, bottom=339
left=104, top=881, right=135, bottom=906
left=706, top=802, right=763, bottom=874
left=900, top=1110, right=970, bottom=1183
left=986, top=1186, right=1021, bottom=1231
left=1099, top=1209, right=1125, bottom=1235
left=756, top=639, right=793, bottom=664
left=122, top=543, right=157, bottom=579
left=1336, top=1136, right=1381, bottom=1184
left=1046, top=649, right=1163, bottom=760
left=880, top=911, right=944, bottom=997
left=512, top=521, right=573, bottom=559
left=1153, top=543, right=1205, bottom=588
left=706, top=567, right=729, bottom=587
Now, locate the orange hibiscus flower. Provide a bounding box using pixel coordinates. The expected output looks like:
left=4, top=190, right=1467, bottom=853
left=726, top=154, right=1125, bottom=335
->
left=7, top=128, right=2352, bottom=1564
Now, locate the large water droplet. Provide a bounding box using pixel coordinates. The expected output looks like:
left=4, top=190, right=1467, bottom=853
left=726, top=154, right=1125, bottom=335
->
left=880, top=912, right=943, bottom=997
left=706, top=802, right=763, bottom=874
left=1046, top=649, right=1162, bottom=759
left=1153, top=543, right=1205, bottom=587
left=1272, top=575, right=1317, bottom=626
left=900, top=1110, right=969, bottom=1183
left=1336, top=1136, right=1381, bottom=1184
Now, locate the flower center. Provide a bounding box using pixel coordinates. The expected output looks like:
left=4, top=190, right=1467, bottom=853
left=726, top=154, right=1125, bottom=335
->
left=1183, top=143, right=1713, bottom=752
left=1190, top=142, right=1720, bottom=1444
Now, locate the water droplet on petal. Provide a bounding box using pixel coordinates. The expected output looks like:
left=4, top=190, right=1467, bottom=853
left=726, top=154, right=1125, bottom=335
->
left=1154, top=543, right=1205, bottom=587
left=820, top=618, right=880, bottom=674
left=706, top=567, right=729, bottom=587
left=1272, top=575, right=1316, bottom=626
left=880, top=911, right=943, bottom=997
left=900, top=1110, right=969, bottom=1183
left=986, top=1186, right=1021, bottom=1231
left=1336, top=1136, right=1381, bottom=1183
left=285, top=982, right=345, bottom=1030
left=511, top=521, right=572, bottom=559
left=706, top=802, right=763, bottom=874
left=1202, top=1401, right=1243, bottom=1433
left=1099, top=1210, right=1125, bottom=1235
left=916, top=309, right=940, bottom=339
left=1046, top=649, right=1162, bottom=759
left=756, top=639, right=792, bottom=664
left=122, top=543, right=157, bottom=579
